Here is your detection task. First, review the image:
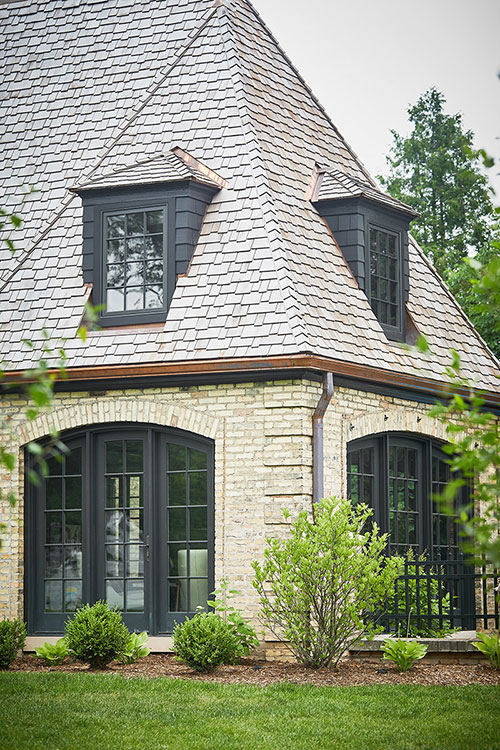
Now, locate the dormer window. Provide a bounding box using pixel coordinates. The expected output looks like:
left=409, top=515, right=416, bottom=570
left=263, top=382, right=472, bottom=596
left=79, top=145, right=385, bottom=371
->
left=71, top=149, right=225, bottom=327
left=312, top=168, right=418, bottom=343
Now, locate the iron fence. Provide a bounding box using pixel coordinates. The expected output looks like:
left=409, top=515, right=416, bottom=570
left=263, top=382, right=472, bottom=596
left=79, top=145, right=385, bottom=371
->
left=378, top=556, right=499, bottom=635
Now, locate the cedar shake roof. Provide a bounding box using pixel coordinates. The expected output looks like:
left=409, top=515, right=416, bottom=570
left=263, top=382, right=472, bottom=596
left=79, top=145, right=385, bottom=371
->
left=1, top=0, right=499, bottom=394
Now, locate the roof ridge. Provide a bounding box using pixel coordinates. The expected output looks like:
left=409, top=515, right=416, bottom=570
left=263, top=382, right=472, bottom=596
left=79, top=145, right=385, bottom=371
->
left=238, top=0, right=377, bottom=189
left=217, top=3, right=308, bottom=351
left=0, top=2, right=219, bottom=294
left=409, top=235, right=500, bottom=375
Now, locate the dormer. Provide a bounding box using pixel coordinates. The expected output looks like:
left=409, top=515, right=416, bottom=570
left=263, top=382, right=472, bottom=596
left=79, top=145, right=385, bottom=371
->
left=71, top=148, right=225, bottom=327
left=312, top=169, right=418, bottom=342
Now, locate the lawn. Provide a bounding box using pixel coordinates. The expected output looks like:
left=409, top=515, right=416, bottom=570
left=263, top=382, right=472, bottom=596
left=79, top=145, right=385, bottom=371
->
left=0, top=674, right=499, bottom=750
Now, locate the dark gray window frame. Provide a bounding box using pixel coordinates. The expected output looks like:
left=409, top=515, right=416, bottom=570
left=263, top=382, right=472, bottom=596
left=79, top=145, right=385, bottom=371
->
left=25, top=423, right=215, bottom=636
left=366, top=221, right=404, bottom=342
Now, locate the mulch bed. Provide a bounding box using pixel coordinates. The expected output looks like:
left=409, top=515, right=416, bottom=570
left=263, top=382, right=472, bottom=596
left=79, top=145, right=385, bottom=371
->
left=6, top=654, right=500, bottom=686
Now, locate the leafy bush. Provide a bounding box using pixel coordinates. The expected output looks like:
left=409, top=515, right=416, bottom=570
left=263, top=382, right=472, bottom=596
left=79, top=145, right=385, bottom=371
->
left=208, top=579, right=260, bottom=658
left=473, top=632, right=500, bottom=669
left=172, top=613, right=240, bottom=672
left=35, top=638, right=68, bottom=666
left=117, top=631, right=150, bottom=664
left=64, top=601, right=130, bottom=668
left=252, top=497, right=402, bottom=668
left=381, top=638, right=428, bottom=671
left=0, top=618, right=26, bottom=669
left=387, top=551, right=457, bottom=637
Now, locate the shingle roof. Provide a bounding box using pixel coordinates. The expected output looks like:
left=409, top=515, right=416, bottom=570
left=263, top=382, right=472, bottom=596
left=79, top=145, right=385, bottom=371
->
left=313, top=168, right=419, bottom=217
left=0, top=0, right=498, bottom=393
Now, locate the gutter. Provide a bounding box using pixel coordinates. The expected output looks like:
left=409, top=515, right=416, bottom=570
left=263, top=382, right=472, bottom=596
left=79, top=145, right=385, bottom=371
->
left=312, top=372, right=334, bottom=520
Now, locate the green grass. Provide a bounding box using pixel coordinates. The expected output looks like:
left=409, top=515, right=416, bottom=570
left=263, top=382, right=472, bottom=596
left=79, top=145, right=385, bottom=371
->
left=0, top=674, right=499, bottom=750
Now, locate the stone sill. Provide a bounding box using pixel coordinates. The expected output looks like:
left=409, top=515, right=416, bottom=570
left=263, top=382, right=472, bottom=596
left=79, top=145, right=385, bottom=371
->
left=25, top=636, right=174, bottom=653
left=349, top=631, right=481, bottom=655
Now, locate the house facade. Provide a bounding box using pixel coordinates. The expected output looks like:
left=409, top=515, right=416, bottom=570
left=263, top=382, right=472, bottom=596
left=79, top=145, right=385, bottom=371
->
left=1, top=0, right=499, bottom=652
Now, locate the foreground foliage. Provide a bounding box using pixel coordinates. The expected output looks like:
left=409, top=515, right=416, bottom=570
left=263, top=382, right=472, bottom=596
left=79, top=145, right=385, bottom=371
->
left=252, top=497, right=401, bottom=668
left=0, top=619, right=26, bottom=669
left=207, top=579, right=260, bottom=658
left=381, top=638, right=428, bottom=672
left=35, top=638, right=68, bottom=666
left=473, top=632, right=500, bottom=669
left=0, top=674, right=499, bottom=750
left=117, top=631, right=150, bottom=665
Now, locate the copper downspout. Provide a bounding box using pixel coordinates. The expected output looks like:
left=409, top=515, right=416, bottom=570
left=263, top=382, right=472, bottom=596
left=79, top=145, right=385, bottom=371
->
left=312, top=372, right=334, bottom=520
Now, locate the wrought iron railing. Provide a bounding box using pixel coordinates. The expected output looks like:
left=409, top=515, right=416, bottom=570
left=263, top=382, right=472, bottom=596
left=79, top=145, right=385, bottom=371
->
left=378, top=557, right=499, bottom=635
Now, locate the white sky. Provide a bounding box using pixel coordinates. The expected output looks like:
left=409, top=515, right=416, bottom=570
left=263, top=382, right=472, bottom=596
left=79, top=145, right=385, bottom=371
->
left=251, top=0, right=500, bottom=199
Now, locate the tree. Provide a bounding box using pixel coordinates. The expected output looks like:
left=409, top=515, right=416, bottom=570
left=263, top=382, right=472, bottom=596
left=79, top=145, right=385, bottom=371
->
left=381, top=88, right=499, bottom=354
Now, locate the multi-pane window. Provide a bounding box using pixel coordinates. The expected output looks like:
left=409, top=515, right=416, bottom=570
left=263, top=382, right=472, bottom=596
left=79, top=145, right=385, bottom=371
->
left=105, top=208, right=165, bottom=313
left=347, top=445, right=375, bottom=509
left=369, top=226, right=400, bottom=331
left=388, top=444, right=419, bottom=555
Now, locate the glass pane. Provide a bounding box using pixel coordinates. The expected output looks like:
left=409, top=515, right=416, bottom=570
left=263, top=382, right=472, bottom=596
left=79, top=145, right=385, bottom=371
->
left=126, top=262, right=144, bottom=287
left=169, top=508, right=186, bottom=541
left=408, top=450, right=417, bottom=479
left=397, top=448, right=405, bottom=477
left=47, top=454, right=62, bottom=476
left=46, top=478, right=62, bottom=510
left=190, top=544, right=208, bottom=577
left=146, top=210, right=163, bottom=234
left=65, top=447, right=82, bottom=476
left=107, top=215, right=125, bottom=239
left=107, top=264, right=125, bottom=288
left=126, top=287, right=143, bottom=310
left=126, top=510, right=143, bottom=543
left=169, top=580, right=187, bottom=612
left=408, top=480, right=417, bottom=510
left=145, top=286, right=163, bottom=309
left=126, top=545, right=144, bottom=577
left=106, top=476, right=122, bottom=508
left=168, top=444, right=186, bottom=472
left=107, top=239, right=125, bottom=264
left=126, top=237, right=144, bottom=260
left=126, top=441, right=143, bottom=473
left=389, top=258, right=397, bottom=280
left=65, top=477, right=81, bottom=509
left=388, top=235, right=396, bottom=256
left=106, top=545, right=123, bottom=577
left=168, top=544, right=187, bottom=577
left=126, top=580, right=144, bottom=612
left=106, top=580, right=124, bottom=611
left=144, top=262, right=163, bottom=285
left=362, top=449, right=372, bottom=475
left=106, top=510, right=124, bottom=542
left=45, top=546, right=63, bottom=578
left=369, top=229, right=377, bottom=251
left=189, top=449, right=207, bottom=471
left=189, top=472, right=207, bottom=505
left=106, top=442, right=123, bottom=473
left=106, top=288, right=124, bottom=312
left=64, top=581, right=82, bottom=612
left=65, top=511, right=82, bottom=544
left=190, top=579, right=209, bottom=612
left=126, top=212, right=144, bottom=235
left=145, top=234, right=163, bottom=259
left=349, top=451, right=359, bottom=474
left=126, top=476, right=143, bottom=508
left=45, top=580, right=62, bottom=612
left=169, top=473, right=187, bottom=505
left=46, top=514, right=62, bottom=544
left=64, top=546, right=82, bottom=577
left=190, top=507, right=207, bottom=541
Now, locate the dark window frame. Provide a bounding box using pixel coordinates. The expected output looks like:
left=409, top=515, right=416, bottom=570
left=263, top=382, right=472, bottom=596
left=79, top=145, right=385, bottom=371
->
left=366, top=223, right=404, bottom=341
left=25, top=423, right=215, bottom=636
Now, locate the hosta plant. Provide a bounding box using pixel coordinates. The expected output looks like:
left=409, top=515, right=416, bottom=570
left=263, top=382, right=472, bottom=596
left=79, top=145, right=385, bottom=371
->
left=35, top=638, right=69, bottom=666
left=381, top=638, right=428, bottom=671
left=472, top=632, right=500, bottom=669
left=117, top=631, right=151, bottom=664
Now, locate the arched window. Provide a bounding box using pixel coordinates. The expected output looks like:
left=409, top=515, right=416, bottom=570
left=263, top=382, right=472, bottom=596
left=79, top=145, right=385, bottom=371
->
left=25, top=424, right=214, bottom=636
left=347, top=433, right=464, bottom=559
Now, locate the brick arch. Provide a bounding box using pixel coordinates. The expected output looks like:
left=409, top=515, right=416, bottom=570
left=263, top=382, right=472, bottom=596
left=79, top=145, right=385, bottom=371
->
left=343, top=407, right=464, bottom=446
left=17, top=397, right=221, bottom=448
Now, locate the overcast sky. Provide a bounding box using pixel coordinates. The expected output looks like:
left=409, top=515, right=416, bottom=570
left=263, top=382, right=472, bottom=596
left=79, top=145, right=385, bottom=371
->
left=251, top=0, right=500, bottom=198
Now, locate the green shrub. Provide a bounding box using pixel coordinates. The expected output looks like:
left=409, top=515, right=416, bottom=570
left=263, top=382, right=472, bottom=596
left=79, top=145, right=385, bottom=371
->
left=387, top=551, right=457, bottom=637
left=473, top=632, right=500, bottom=669
left=252, top=497, right=402, bottom=668
left=208, top=579, right=260, bottom=658
left=381, top=638, right=428, bottom=671
left=173, top=613, right=240, bottom=672
left=0, top=618, right=26, bottom=669
left=64, top=601, right=130, bottom=668
left=35, top=637, right=69, bottom=666
left=117, top=631, right=150, bottom=664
